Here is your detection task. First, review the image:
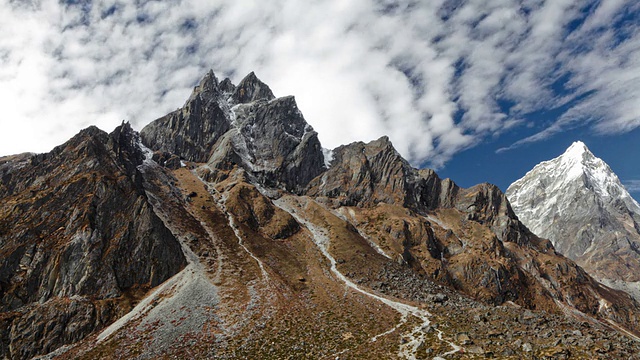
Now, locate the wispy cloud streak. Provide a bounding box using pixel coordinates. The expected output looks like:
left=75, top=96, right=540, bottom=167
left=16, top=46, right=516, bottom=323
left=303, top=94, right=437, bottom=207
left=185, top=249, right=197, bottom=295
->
left=624, top=180, right=640, bottom=193
left=0, top=0, right=638, bottom=168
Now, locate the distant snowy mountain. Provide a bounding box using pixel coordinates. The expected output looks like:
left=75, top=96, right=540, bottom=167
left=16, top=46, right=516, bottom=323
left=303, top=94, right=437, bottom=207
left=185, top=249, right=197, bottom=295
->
left=507, top=141, right=640, bottom=299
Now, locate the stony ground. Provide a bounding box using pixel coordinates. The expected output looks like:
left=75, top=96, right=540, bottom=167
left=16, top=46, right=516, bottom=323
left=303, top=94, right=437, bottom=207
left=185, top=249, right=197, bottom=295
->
left=32, top=164, right=640, bottom=359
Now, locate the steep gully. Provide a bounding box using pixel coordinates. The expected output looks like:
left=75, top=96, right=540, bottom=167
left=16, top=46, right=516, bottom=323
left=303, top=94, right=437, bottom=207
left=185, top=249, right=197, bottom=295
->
left=96, top=146, right=223, bottom=344
left=97, top=150, right=278, bottom=347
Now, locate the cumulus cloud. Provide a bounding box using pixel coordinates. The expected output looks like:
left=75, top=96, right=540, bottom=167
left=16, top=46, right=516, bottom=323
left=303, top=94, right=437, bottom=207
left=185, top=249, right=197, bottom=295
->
left=0, top=0, right=639, bottom=168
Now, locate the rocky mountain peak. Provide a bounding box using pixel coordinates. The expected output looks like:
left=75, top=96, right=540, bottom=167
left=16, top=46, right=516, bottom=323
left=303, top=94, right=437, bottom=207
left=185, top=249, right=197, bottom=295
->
left=108, top=121, right=146, bottom=175
left=216, top=94, right=325, bottom=193
left=364, top=135, right=396, bottom=154
left=231, top=71, right=275, bottom=104
left=507, top=141, right=640, bottom=299
left=0, top=123, right=186, bottom=358
left=306, top=136, right=412, bottom=207
left=142, top=70, right=325, bottom=193
left=29, top=122, right=143, bottom=182
left=187, top=69, right=221, bottom=101
left=6, top=69, right=640, bottom=359
left=141, top=71, right=232, bottom=163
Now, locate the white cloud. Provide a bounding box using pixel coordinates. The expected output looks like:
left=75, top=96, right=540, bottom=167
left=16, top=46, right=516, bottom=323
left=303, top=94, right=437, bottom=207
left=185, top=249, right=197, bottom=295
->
left=0, top=0, right=639, bottom=169
left=624, top=180, right=640, bottom=193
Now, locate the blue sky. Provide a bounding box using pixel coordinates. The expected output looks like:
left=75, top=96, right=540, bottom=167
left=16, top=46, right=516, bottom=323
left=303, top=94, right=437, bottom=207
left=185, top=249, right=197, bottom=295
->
left=0, top=0, right=639, bottom=200
left=439, top=125, right=640, bottom=201
left=438, top=0, right=640, bottom=201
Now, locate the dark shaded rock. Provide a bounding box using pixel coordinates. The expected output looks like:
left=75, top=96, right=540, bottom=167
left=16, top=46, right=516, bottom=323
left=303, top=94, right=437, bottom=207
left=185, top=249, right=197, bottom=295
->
left=140, top=70, right=231, bottom=163
left=231, top=71, right=275, bottom=104
left=219, top=77, right=236, bottom=93
left=142, top=71, right=325, bottom=194
left=7, top=297, right=125, bottom=360
left=150, top=151, right=182, bottom=170
left=227, top=95, right=325, bottom=193
left=0, top=123, right=186, bottom=359
left=164, top=155, right=182, bottom=170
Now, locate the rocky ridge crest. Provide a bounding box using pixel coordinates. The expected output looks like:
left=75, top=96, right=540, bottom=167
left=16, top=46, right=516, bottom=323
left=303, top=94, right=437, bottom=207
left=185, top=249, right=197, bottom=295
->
left=2, top=72, right=640, bottom=359
left=142, top=71, right=640, bottom=340
left=141, top=71, right=324, bottom=194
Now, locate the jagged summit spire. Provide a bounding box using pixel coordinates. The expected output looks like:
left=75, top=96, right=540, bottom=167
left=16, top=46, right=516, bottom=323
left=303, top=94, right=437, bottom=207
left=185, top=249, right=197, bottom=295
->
left=203, top=69, right=217, bottom=82
left=187, top=69, right=222, bottom=103
left=232, top=71, right=275, bottom=104
left=141, top=69, right=324, bottom=192
left=198, top=69, right=220, bottom=90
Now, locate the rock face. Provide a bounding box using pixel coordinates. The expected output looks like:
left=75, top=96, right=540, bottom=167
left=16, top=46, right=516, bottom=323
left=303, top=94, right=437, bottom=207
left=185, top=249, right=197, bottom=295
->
left=231, top=71, right=275, bottom=104
left=141, top=71, right=324, bottom=193
left=307, top=136, right=413, bottom=207
left=308, top=135, right=640, bottom=327
left=3, top=71, right=640, bottom=359
left=507, top=141, right=640, bottom=298
left=0, top=123, right=186, bottom=359
left=140, top=71, right=231, bottom=163
left=307, top=136, right=529, bottom=245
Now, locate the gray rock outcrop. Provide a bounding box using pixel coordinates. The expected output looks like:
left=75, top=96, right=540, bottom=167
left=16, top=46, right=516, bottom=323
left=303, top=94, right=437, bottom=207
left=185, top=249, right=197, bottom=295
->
left=0, top=123, right=186, bottom=359
left=141, top=71, right=325, bottom=193
left=307, top=136, right=532, bottom=246
left=140, top=70, right=231, bottom=163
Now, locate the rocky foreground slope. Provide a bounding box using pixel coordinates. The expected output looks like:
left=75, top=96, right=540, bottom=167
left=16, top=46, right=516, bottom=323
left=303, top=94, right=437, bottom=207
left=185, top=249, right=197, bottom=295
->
left=1, top=71, right=640, bottom=359
left=0, top=125, right=186, bottom=358
left=507, top=142, right=640, bottom=301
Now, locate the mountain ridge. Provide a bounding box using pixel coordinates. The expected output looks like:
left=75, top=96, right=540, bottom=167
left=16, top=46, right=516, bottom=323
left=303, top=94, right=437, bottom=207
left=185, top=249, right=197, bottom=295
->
left=1, top=71, right=640, bottom=359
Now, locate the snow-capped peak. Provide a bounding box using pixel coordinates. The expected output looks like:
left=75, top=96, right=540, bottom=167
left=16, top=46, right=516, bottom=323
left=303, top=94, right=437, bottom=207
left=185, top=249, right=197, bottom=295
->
left=561, top=141, right=590, bottom=161
left=510, top=141, right=622, bottom=200
left=557, top=141, right=605, bottom=181
left=557, top=141, right=601, bottom=170
left=507, top=141, right=640, bottom=245
left=556, top=142, right=632, bottom=201
left=507, top=142, right=640, bottom=301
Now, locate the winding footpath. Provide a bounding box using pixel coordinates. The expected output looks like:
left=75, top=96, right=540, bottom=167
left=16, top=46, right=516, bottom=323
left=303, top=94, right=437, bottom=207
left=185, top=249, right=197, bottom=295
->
left=273, top=197, right=461, bottom=359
